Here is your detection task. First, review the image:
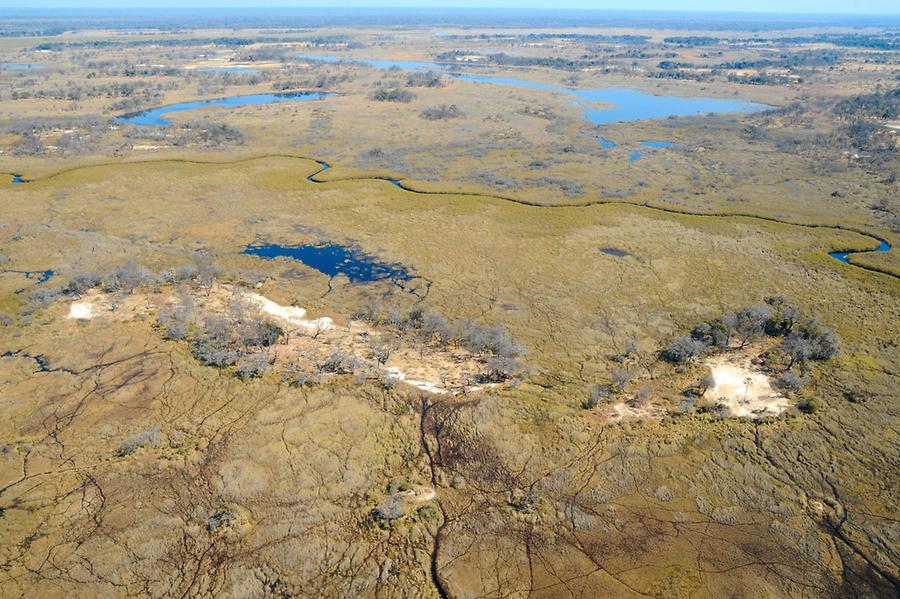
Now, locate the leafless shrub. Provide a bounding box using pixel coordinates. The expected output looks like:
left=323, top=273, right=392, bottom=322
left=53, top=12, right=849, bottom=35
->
left=63, top=271, right=101, bottom=295
left=406, top=71, right=445, bottom=88
left=235, top=352, right=271, bottom=380
left=103, top=260, right=151, bottom=293
left=421, top=104, right=461, bottom=120
left=370, top=87, right=415, bottom=103
left=583, top=383, right=612, bottom=409
left=775, top=369, right=808, bottom=391
left=116, top=426, right=160, bottom=456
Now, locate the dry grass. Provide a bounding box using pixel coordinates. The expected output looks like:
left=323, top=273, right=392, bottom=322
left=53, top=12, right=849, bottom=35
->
left=0, top=23, right=898, bottom=599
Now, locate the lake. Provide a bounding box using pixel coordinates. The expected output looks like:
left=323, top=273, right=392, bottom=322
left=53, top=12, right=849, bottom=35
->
left=118, top=91, right=333, bottom=126
left=298, top=53, right=769, bottom=128
left=0, top=65, right=46, bottom=70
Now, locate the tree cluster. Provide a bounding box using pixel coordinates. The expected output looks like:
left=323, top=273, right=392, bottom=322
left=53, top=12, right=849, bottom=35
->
left=354, top=300, right=526, bottom=382
left=662, top=296, right=839, bottom=373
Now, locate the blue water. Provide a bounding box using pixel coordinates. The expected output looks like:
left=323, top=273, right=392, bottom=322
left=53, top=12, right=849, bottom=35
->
left=829, top=238, right=892, bottom=264
left=629, top=140, right=675, bottom=162
left=243, top=242, right=414, bottom=283
left=597, top=137, right=617, bottom=149
left=306, top=161, right=330, bottom=182
left=307, top=161, right=404, bottom=189
left=575, top=89, right=763, bottom=125
left=12, top=269, right=54, bottom=294
left=24, top=270, right=54, bottom=283
left=120, top=55, right=765, bottom=129
left=118, top=91, right=333, bottom=126
left=0, top=64, right=45, bottom=70
left=12, top=174, right=23, bottom=184
left=298, top=53, right=768, bottom=125
left=299, top=55, right=445, bottom=72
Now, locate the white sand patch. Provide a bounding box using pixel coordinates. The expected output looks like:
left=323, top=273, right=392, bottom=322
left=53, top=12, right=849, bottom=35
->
left=184, top=61, right=278, bottom=71
left=244, top=292, right=334, bottom=331
left=703, top=354, right=790, bottom=418
left=65, top=293, right=135, bottom=321
left=399, top=486, right=436, bottom=503
left=384, top=367, right=449, bottom=395
left=67, top=301, right=96, bottom=320
left=606, top=400, right=661, bottom=422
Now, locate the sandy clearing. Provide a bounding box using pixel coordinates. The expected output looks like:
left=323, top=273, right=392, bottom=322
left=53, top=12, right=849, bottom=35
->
left=244, top=292, right=335, bottom=331
left=384, top=366, right=449, bottom=394
left=605, top=400, right=665, bottom=422
left=67, top=301, right=96, bottom=320
left=66, top=292, right=150, bottom=322
left=703, top=354, right=790, bottom=418
left=183, top=60, right=280, bottom=71
left=60, top=284, right=496, bottom=395
left=399, top=486, right=436, bottom=503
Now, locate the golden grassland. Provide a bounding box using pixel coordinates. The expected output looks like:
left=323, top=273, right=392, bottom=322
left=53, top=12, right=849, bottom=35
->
left=0, top=24, right=898, bottom=599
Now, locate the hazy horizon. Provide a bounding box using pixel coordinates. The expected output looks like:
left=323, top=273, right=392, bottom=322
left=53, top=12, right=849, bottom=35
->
left=2, top=2, right=899, bottom=16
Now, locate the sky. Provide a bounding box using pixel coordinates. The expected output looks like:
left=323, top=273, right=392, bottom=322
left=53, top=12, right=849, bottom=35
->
left=3, top=0, right=898, bottom=13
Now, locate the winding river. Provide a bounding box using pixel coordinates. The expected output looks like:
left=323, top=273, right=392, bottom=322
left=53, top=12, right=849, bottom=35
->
left=301, top=159, right=893, bottom=275
left=5, top=155, right=893, bottom=277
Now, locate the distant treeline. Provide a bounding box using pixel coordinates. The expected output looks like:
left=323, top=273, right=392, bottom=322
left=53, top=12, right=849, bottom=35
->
left=0, top=25, right=68, bottom=37
left=440, top=32, right=648, bottom=44
left=658, top=51, right=842, bottom=71
left=664, top=33, right=900, bottom=50
left=652, top=49, right=844, bottom=84
left=32, top=34, right=360, bottom=52
left=436, top=51, right=605, bottom=71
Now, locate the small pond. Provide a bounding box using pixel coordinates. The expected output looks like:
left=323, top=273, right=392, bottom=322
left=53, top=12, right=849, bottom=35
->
left=24, top=270, right=55, bottom=284
left=629, top=140, right=675, bottom=162
left=639, top=140, right=674, bottom=148
left=243, top=242, right=413, bottom=283
left=10, top=269, right=54, bottom=294
left=600, top=247, right=631, bottom=257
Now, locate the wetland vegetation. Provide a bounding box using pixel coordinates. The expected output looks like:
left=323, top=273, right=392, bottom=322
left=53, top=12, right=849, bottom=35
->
left=0, top=6, right=898, bottom=599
